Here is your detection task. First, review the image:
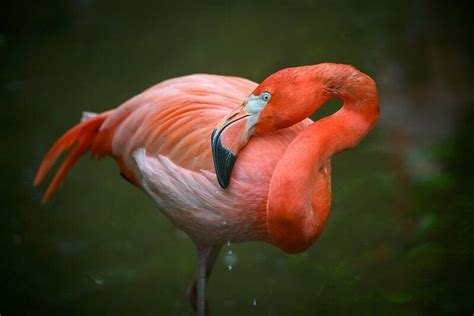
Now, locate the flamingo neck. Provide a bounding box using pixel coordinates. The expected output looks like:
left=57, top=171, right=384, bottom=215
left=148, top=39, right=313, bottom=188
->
left=266, top=68, right=379, bottom=253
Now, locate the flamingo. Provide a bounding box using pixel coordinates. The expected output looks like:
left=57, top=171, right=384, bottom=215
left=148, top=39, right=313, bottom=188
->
left=34, top=63, right=379, bottom=315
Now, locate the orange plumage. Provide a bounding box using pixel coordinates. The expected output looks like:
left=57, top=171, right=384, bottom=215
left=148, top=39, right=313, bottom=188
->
left=34, top=63, right=379, bottom=316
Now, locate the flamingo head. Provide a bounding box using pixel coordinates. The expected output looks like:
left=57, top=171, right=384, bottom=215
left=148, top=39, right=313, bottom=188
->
left=211, top=65, right=330, bottom=189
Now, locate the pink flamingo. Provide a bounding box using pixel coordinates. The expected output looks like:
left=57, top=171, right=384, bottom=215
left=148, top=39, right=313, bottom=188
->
left=34, top=63, right=379, bottom=315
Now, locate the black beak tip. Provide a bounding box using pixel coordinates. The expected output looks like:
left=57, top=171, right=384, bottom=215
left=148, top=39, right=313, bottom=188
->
left=211, top=129, right=236, bottom=189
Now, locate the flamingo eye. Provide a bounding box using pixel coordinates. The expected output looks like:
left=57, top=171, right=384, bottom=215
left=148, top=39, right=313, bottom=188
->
left=246, top=92, right=271, bottom=114
left=260, top=92, right=271, bottom=101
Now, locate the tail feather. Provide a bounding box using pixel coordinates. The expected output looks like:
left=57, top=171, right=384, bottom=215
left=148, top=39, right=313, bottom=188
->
left=34, top=112, right=110, bottom=203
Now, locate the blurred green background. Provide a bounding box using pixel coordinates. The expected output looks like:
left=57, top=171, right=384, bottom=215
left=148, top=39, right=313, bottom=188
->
left=1, top=0, right=473, bottom=315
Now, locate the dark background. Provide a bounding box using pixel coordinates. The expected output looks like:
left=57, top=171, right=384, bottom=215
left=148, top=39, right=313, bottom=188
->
left=1, top=0, right=473, bottom=315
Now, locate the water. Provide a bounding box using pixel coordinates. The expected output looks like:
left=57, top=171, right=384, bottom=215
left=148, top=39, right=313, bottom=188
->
left=88, top=273, right=105, bottom=286
left=224, top=243, right=237, bottom=272
left=1, top=0, right=473, bottom=315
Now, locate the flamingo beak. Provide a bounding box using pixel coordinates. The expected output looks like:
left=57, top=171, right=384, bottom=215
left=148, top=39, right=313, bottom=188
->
left=211, top=102, right=256, bottom=189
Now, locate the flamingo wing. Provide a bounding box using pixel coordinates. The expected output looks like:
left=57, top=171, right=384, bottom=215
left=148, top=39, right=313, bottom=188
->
left=107, top=74, right=258, bottom=178
left=34, top=74, right=257, bottom=202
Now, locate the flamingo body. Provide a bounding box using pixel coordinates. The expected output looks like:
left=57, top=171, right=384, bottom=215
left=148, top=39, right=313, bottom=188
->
left=35, top=74, right=319, bottom=244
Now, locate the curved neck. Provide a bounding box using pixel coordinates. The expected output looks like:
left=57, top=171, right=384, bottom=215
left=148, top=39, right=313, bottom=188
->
left=266, top=68, right=379, bottom=253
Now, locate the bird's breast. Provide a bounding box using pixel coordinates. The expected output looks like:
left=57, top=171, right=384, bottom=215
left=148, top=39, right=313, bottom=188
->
left=131, top=120, right=311, bottom=245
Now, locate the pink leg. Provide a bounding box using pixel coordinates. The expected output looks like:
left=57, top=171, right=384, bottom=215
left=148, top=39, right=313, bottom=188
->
left=187, top=244, right=222, bottom=316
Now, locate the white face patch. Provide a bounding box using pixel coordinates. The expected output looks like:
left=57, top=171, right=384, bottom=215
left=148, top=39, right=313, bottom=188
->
left=242, top=91, right=271, bottom=138
left=245, top=92, right=271, bottom=114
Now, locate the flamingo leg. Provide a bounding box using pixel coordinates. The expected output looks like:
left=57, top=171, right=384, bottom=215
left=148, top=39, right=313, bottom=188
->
left=188, top=244, right=222, bottom=316
left=196, top=245, right=207, bottom=316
